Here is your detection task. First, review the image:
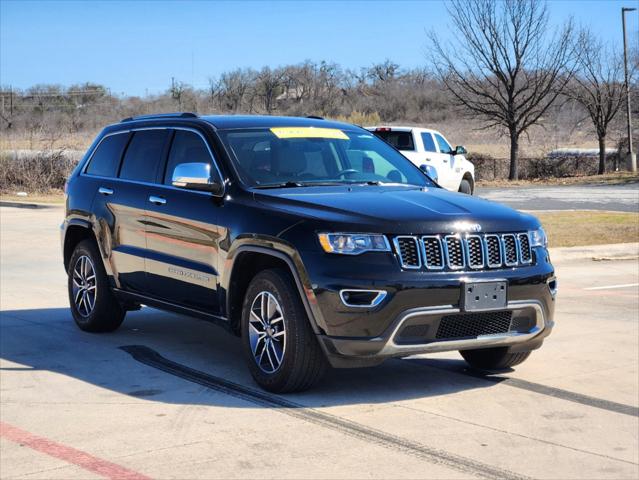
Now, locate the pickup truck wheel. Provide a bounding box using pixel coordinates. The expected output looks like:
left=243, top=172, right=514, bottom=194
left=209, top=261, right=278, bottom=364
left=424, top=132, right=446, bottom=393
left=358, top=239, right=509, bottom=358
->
left=67, top=240, right=125, bottom=332
left=458, top=178, right=473, bottom=195
left=460, top=347, right=531, bottom=370
left=241, top=268, right=328, bottom=392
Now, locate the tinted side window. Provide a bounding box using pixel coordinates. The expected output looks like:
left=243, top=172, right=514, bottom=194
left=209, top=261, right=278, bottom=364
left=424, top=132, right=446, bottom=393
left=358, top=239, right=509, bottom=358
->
left=421, top=133, right=437, bottom=153
left=374, top=131, right=415, bottom=151
left=164, top=130, right=218, bottom=185
left=434, top=133, right=452, bottom=154
left=119, top=130, right=169, bottom=183
left=85, top=133, right=130, bottom=177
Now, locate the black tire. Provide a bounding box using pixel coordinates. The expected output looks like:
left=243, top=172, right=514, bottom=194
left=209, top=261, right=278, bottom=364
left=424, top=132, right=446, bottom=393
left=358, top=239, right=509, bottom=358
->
left=458, top=178, right=473, bottom=195
left=460, top=347, right=531, bottom=370
left=67, top=239, right=125, bottom=332
left=241, top=268, right=328, bottom=393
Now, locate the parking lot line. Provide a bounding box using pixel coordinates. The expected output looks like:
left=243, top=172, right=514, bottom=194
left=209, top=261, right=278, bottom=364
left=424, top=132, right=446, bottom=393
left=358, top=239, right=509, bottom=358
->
left=584, top=283, right=639, bottom=291
left=0, top=422, right=151, bottom=480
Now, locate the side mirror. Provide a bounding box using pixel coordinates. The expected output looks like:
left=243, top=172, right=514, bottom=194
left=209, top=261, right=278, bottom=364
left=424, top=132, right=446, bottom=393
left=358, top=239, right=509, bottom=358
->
left=419, top=164, right=438, bottom=184
left=172, top=162, right=224, bottom=196
left=454, top=145, right=467, bottom=155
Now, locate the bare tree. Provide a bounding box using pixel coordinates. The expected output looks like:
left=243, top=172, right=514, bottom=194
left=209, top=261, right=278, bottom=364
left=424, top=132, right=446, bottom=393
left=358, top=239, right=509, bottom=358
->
left=566, top=31, right=626, bottom=174
left=429, top=0, right=576, bottom=179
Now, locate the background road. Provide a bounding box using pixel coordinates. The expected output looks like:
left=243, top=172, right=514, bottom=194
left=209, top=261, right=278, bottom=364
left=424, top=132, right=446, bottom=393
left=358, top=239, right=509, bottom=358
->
left=1, top=206, right=638, bottom=479
left=477, top=182, right=639, bottom=212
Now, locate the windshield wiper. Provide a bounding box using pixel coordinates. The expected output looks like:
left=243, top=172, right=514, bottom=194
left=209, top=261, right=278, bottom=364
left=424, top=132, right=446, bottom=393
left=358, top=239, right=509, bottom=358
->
left=254, top=181, right=305, bottom=189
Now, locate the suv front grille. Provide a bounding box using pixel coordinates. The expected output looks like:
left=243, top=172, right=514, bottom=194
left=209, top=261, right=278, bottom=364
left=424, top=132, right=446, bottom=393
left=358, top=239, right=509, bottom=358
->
left=436, top=311, right=513, bottom=340
left=393, top=232, right=534, bottom=271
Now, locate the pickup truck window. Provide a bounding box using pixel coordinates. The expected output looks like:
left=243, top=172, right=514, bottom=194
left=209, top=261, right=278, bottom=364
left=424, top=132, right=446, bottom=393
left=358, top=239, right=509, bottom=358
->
left=373, top=131, right=415, bottom=151
left=434, top=133, right=452, bottom=154
left=421, top=133, right=437, bottom=153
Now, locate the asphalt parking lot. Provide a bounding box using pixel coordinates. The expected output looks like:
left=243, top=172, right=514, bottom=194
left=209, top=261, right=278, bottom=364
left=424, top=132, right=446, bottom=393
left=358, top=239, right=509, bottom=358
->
left=476, top=182, right=639, bottom=212
left=1, top=205, right=638, bottom=480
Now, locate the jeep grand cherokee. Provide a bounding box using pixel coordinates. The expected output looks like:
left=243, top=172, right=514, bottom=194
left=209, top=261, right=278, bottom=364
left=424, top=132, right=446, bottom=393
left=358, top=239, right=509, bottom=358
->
left=61, top=113, right=556, bottom=392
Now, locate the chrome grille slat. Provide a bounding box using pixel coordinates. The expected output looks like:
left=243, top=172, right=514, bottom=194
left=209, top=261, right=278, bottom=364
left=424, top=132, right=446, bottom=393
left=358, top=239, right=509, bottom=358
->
left=502, top=234, right=519, bottom=266
left=444, top=235, right=465, bottom=269
left=421, top=236, right=444, bottom=269
left=466, top=235, right=484, bottom=269
left=393, top=236, right=421, bottom=269
left=393, top=232, right=534, bottom=271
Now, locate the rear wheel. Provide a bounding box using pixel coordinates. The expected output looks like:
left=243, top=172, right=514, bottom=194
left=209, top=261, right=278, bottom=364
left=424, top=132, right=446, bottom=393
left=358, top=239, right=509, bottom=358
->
left=241, top=268, right=328, bottom=392
left=458, top=178, right=473, bottom=195
left=460, top=347, right=531, bottom=370
left=67, top=240, right=125, bottom=332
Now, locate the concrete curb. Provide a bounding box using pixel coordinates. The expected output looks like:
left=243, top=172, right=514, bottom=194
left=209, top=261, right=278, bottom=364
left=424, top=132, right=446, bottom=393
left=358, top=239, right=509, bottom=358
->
left=0, top=200, right=62, bottom=209
left=549, top=242, right=639, bottom=263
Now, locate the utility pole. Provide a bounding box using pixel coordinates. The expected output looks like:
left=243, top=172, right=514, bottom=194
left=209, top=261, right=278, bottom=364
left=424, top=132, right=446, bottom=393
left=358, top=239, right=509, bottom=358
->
left=622, top=7, right=637, bottom=172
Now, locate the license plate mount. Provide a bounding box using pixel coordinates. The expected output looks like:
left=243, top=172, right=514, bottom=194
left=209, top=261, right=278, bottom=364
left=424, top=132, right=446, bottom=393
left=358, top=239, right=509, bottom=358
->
left=462, top=281, right=508, bottom=312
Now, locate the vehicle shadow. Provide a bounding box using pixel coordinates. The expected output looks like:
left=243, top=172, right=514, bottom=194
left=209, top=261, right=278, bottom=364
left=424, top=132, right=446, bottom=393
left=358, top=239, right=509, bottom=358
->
left=0, top=306, right=497, bottom=409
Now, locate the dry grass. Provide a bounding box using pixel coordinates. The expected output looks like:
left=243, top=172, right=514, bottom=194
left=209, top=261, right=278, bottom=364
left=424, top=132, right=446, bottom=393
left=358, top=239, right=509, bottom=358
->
left=0, top=191, right=66, bottom=204
left=536, top=211, right=639, bottom=247
left=477, top=172, right=639, bottom=188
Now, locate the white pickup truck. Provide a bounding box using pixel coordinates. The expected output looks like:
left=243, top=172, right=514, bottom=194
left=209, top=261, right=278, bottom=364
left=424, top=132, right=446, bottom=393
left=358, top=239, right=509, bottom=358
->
left=366, top=126, right=475, bottom=194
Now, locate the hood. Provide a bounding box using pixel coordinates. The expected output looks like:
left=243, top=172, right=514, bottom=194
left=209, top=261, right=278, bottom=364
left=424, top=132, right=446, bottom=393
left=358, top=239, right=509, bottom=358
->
left=253, top=185, right=539, bottom=234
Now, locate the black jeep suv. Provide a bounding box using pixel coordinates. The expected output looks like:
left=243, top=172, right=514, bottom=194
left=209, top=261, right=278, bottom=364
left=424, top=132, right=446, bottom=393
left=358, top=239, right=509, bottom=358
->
left=61, top=113, right=556, bottom=392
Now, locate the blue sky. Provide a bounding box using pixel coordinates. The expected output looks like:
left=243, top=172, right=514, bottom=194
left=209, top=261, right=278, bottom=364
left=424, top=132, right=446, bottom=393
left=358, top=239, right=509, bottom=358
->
left=1, top=0, right=638, bottom=96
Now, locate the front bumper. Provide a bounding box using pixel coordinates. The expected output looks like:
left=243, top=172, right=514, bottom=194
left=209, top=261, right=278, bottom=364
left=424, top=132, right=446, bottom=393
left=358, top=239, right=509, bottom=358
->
left=298, top=246, right=556, bottom=368
left=319, top=299, right=553, bottom=367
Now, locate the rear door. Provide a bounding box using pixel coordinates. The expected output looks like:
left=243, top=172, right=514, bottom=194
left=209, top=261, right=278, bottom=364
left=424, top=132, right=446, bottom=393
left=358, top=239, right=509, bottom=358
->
left=106, top=129, right=170, bottom=291
left=143, top=128, right=223, bottom=313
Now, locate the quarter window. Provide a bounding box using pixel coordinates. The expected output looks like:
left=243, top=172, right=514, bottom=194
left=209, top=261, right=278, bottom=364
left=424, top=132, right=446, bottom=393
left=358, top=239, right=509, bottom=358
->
left=421, top=133, right=437, bottom=153
left=119, top=130, right=169, bottom=183
left=434, top=133, right=452, bottom=154
left=85, top=133, right=130, bottom=177
left=164, top=130, right=218, bottom=185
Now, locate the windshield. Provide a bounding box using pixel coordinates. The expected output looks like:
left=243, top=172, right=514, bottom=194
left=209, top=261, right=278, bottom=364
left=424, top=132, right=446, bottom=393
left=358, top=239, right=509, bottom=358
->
left=218, top=127, right=433, bottom=188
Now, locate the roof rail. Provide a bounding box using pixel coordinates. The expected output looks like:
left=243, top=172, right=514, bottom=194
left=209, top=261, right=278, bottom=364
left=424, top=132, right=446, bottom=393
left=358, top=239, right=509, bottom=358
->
left=306, top=115, right=324, bottom=120
left=120, top=112, right=198, bottom=122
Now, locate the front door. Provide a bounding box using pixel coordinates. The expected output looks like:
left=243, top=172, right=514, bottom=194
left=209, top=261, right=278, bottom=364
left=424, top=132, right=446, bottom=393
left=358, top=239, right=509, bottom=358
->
left=433, top=132, right=457, bottom=190
left=144, top=128, right=223, bottom=313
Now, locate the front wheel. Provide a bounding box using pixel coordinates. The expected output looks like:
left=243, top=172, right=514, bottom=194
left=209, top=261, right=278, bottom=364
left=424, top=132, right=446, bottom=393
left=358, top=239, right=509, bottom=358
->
left=458, top=178, right=473, bottom=195
left=67, top=240, right=125, bottom=332
left=241, top=268, right=328, bottom=392
left=460, top=347, right=531, bottom=370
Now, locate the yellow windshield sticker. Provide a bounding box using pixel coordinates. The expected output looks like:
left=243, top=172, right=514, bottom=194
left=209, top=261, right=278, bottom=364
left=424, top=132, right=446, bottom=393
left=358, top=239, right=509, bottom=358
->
left=270, top=127, right=349, bottom=140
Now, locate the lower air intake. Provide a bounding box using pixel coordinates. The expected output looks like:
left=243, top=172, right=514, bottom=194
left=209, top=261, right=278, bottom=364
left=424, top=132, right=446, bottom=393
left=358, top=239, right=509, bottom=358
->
left=436, top=311, right=513, bottom=340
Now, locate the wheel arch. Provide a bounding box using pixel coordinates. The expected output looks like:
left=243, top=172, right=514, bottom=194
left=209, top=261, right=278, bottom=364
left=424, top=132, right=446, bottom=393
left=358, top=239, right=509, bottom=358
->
left=63, top=220, right=97, bottom=270
left=224, top=245, right=325, bottom=337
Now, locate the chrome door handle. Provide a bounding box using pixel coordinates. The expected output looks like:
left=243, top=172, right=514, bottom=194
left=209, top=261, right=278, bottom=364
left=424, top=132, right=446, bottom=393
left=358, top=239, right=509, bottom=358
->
left=148, top=195, right=166, bottom=205
left=98, top=187, right=114, bottom=196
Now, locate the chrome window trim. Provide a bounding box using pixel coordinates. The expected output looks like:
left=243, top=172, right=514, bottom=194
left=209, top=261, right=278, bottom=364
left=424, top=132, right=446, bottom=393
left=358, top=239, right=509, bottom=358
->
left=393, top=236, right=421, bottom=269
left=517, top=232, right=533, bottom=265
left=465, top=234, right=485, bottom=269
left=420, top=235, right=444, bottom=270
left=502, top=234, right=519, bottom=266
left=484, top=234, right=503, bottom=268
left=443, top=234, right=465, bottom=270
left=80, top=126, right=226, bottom=197
left=339, top=289, right=388, bottom=308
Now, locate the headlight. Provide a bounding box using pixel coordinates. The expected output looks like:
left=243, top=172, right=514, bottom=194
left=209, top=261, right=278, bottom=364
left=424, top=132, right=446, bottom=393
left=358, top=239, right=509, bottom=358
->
left=529, top=227, right=548, bottom=248
left=318, top=233, right=390, bottom=255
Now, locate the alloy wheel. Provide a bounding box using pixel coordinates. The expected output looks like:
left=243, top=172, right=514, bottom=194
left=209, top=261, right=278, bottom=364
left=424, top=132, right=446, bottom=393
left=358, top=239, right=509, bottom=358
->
left=248, top=291, right=286, bottom=373
left=72, top=255, right=97, bottom=317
